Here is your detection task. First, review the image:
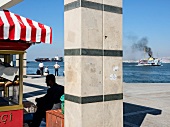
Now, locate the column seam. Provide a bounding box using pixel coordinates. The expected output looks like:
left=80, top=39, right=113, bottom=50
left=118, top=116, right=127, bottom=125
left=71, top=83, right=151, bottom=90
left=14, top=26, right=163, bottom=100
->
left=102, top=1, right=104, bottom=127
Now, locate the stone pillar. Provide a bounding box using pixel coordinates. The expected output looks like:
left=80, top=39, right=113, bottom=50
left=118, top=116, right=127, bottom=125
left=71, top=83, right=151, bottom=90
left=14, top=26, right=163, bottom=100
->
left=64, top=0, right=123, bottom=127
left=16, top=52, right=27, bottom=77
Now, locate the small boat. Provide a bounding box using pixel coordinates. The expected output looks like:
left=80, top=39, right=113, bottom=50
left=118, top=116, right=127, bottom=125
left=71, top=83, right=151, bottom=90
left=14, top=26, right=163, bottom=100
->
left=138, top=57, right=162, bottom=66
left=35, top=58, right=50, bottom=62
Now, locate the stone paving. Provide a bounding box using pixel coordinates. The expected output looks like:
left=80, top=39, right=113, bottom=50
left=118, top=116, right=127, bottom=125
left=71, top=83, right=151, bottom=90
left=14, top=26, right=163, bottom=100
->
left=23, top=76, right=170, bottom=127
left=123, top=83, right=170, bottom=127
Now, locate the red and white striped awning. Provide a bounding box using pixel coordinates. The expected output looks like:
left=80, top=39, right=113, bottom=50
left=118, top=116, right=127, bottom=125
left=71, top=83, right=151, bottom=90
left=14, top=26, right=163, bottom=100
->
left=0, top=10, right=52, bottom=44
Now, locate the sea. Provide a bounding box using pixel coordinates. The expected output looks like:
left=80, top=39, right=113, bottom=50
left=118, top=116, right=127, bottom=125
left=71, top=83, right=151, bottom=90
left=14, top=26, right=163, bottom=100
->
left=26, top=61, right=170, bottom=83
left=27, top=61, right=64, bottom=76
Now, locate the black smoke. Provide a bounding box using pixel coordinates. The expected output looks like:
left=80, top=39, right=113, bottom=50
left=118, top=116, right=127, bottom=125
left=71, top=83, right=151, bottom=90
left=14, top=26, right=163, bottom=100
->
left=132, top=37, right=152, bottom=57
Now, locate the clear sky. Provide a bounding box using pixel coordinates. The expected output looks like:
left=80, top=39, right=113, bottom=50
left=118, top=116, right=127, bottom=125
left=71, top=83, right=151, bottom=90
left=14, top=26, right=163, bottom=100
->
left=9, top=0, right=170, bottom=61
left=10, top=0, right=64, bottom=61
left=123, top=0, right=170, bottom=60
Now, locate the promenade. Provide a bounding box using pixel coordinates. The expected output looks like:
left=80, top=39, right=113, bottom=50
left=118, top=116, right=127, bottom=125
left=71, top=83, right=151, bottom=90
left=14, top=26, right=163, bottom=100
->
left=23, top=76, right=170, bottom=127
left=123, top=83, right=170, bottom=127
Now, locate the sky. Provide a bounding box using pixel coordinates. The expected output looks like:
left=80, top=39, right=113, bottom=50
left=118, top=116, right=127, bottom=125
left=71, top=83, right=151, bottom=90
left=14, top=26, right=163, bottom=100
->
left=123, top=0, right=170, bottom=60
left=9, top=0, right=64, bottom=61
left=8, top=0, right=170, bottom=61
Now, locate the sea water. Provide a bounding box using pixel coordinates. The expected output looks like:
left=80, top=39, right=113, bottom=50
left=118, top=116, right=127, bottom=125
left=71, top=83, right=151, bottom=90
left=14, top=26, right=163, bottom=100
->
left=27, top=61, right=64, bottom=76
left=26, top=61, right=170, bottom=83
left=123, top=63, right=170, bottom=83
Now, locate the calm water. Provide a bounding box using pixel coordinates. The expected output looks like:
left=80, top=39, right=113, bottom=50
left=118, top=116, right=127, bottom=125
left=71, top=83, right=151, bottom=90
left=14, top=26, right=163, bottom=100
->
left=26, top=61, right=170, bottom=83
left=123, top=63, right=170, bottom=83
left=27, top=61, right=64, bottom=76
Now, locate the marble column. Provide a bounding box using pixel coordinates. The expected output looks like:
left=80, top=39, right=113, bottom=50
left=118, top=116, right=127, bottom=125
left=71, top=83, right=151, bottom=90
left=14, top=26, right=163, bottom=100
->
left=64, top=0, right=123, bottom=127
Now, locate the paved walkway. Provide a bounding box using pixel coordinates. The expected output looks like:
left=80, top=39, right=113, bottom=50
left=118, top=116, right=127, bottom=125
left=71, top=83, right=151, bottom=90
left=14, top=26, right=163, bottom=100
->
left=123, top=83, right=170, bottom=127
left=23, top=75, right=64, bottom=103
left=23, top=76, right=170, bottom=127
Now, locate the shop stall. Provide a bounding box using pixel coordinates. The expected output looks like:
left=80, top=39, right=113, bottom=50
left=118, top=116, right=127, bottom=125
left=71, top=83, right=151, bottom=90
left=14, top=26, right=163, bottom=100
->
left=0, top=10, right=52, bottom=127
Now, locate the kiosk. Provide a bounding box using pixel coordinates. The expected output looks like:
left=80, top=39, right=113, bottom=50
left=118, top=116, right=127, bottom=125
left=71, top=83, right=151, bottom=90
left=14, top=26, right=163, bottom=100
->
left=0, top=10, right=52, bottom=127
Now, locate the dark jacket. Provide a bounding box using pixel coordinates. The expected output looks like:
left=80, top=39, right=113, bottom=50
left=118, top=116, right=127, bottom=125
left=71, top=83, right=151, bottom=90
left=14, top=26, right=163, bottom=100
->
left=36, top=83, right=64, bottom=111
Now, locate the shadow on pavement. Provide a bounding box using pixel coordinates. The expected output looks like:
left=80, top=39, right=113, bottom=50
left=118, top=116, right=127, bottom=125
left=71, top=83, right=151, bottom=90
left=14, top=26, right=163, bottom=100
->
left=124, top=102, right=162, bottom=127
left=23, top=82, right=48, bottom=98
left=23, top=82, right=162, bottom=127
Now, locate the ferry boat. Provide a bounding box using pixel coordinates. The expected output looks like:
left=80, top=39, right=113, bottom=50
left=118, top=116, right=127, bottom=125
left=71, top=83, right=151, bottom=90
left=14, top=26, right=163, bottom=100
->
left=138, top=57, right=162, bottom=66
left=35, top=58, right=50, bottom=62
left=35, top=56, right=63, bottom=62
left=51, top=56, right=63, bottom=62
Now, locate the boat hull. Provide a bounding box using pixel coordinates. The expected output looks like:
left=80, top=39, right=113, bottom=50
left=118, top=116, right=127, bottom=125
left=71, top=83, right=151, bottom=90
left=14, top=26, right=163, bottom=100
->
left=51, top=60, right=63, bottom=62
left=35, top=58, right=50, bottom=62
left=138, top=64, right=162, bottom=66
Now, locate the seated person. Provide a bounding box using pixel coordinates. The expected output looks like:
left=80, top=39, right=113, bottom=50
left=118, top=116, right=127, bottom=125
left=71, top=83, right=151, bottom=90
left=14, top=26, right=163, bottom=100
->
left=31, top=74, right=64, bottom=127
left=44, top=66, right=49, bottom=76
left=36, top=69, right=41, bottom=75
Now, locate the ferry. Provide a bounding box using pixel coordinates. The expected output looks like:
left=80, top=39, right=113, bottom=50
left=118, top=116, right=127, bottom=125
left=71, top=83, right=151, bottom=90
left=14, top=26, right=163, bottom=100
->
left=138, top=57, right=162, bottom=66
left=35, top=58, right=50, bottom=62
left=51, top=56, right=63, bottom=62
left=35, top=56, right=63, bottom=62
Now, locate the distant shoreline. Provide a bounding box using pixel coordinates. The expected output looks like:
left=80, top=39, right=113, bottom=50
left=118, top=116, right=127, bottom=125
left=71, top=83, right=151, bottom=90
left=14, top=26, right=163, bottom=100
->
left=123, top=61, right=170, bottom=63
left=24, top=61, right=170, bottom=63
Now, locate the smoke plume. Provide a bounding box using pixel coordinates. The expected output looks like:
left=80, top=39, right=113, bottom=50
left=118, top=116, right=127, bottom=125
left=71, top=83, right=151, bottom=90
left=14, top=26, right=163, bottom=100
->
left=132, top=37, right=152, bottom=57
